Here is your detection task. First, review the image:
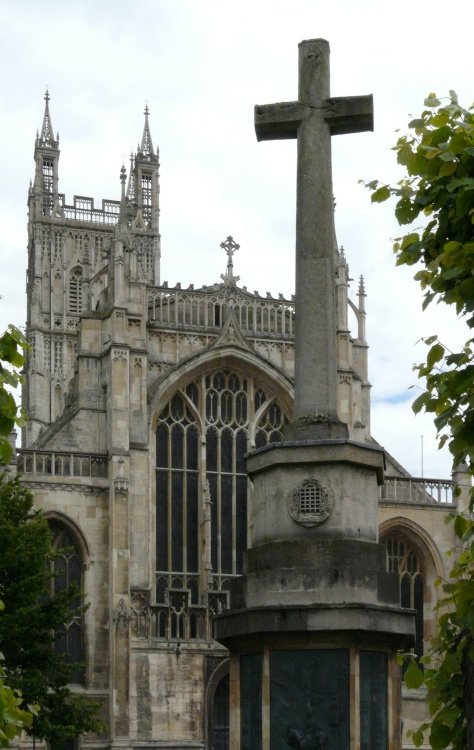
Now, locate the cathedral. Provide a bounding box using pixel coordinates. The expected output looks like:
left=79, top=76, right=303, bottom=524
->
left=15, top=93, right=465, bottom=750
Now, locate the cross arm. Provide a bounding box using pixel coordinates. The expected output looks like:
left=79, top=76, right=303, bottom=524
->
left=254, top=101, right=307, bottom=141
left=325, top=94, right=373, bottom=136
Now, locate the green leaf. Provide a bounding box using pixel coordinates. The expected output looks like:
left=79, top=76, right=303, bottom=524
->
left=412, top=392, right=430, bottom=414
left=429, top=721, right=452, bottom=749
left=424, top=94, right=441, bottom=107
left=371, top=185, right=391, bottom=203
left=439, top=150, right=456, bottom=162
left=427, top=343, right=445, bottom=368
left=404, top=658, right=425, bottom=689
left=446, top=177, right=474, bottom=192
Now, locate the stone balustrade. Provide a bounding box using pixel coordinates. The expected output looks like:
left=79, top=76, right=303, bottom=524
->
left=381, top=475, right=455, bottom=505
left=17, top=450, right=108, bottom=479
left=58, top=194, right=120, bottom=225
left=148, top=286, right=295, bottom=338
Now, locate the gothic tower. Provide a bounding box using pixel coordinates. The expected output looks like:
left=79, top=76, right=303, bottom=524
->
left=23, top=96, right=161, bottom=446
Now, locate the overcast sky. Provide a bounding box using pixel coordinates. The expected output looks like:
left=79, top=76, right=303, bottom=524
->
left=1, top=0, right=472, bottom=478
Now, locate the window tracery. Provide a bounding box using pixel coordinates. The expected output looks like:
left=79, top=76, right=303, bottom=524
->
left=384, top=535, right=424, bottom=657
left=155, top=369, right=289, bottom=612
left=49, top=520, right=84, bottom=683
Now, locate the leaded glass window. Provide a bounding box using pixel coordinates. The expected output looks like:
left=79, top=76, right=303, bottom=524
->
left=49, top=521, right=84, bottom=683
left=155, top=369, right=289, bottom=608
left=384, top=535, right=424, bottom=657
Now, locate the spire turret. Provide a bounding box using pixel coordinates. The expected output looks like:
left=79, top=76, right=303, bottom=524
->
left=36, top=90, right=58, bottom=149
left=138, top=104, right=157, bottom=162
left=132, top=105, right=159, bottom=232
left=31, top=91, right=60, bottom=219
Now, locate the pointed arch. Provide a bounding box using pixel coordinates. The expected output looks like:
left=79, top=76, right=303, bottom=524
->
left=43, top=509, right=91, bottom=563
left=149, top=345, right=293, bottom=431
left=379, top=517, right=444, bottom=657
left=151, top=350, right=293, bottom=630
left=206, top=659, right=230, bottom=750
left=68, top=265, right=83, bottom=313
left=379, top=517, right=445, bottom=580
left=45, top=514, right=86, bottom=684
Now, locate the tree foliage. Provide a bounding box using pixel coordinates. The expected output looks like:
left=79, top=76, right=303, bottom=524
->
left=0, top=326, right=28, bottom=464
left=0, top=476, right=102, bottom=745
left=364, top=93, right=474, bottom=750
left=0, top=324, right=35, bottom=745
left=0, top=601, right=36, bottom=748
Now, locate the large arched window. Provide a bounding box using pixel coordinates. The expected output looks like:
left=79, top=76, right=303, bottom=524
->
left=49, top=520, right=84, bottom=683
left=155, top=369, right=289, bottom=607
left=383, top=535, right=424, bottom=658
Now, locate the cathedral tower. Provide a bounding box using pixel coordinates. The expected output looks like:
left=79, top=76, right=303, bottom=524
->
left=23, top=97, right=161, bottom=445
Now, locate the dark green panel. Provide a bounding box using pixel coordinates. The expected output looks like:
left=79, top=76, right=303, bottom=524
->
left=270, top=649, right=350, bottom=750
left=240, top=653, right=262, bottom=750
left=360, top=651, right=388, bottom=750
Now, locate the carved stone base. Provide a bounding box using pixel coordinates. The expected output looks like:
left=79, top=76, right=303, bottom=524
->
left=284, top=412, right=349, bottom=441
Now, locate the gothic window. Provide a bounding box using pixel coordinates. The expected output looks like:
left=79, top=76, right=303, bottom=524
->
left=384, top=535, right=424, bottom=657
left=141, top=171, right=152, bottom=224
left=49, top=521, right=84, bottom=684
left=210, top=674, right=229, bottom=750
left=69, top=267, right=83, bottom=314
left=42, top=158, right=53, bottom=215
left=155, top=370, right=289, bottom=605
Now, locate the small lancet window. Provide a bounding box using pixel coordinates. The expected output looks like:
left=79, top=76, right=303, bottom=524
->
left=69, top=267, right=83, bottom=314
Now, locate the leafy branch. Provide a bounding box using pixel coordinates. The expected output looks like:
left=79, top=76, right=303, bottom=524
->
left=364, top=92, right=474, bottom=750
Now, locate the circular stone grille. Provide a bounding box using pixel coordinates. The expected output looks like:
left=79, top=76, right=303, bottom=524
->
left=288, top=478, right=333, bottom=527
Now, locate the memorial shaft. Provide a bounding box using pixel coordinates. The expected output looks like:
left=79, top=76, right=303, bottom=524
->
left=255, top=38, right=373, bottom=425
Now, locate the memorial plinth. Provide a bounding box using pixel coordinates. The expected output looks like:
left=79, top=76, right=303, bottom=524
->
left=214, top=38, right=415, bottom=750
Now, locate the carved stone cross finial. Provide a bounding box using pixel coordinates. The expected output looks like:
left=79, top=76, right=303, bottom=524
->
left=255, top=39, right=373, bottom=434
left=220, top=236, right=240, bottom=286
left=220, top=235, right=239, bottom=259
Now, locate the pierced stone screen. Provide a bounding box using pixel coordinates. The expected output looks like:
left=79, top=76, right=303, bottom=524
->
left=270, top=649, right=350, bottom=750
left=240, top=653, right=262, bottom=750
left=360, top=651, right=388, bottom=750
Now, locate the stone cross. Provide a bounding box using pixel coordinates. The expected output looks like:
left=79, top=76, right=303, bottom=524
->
left=220, top=235, right=240, bottom=286
left=255, top=39, right=373, bottom=432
